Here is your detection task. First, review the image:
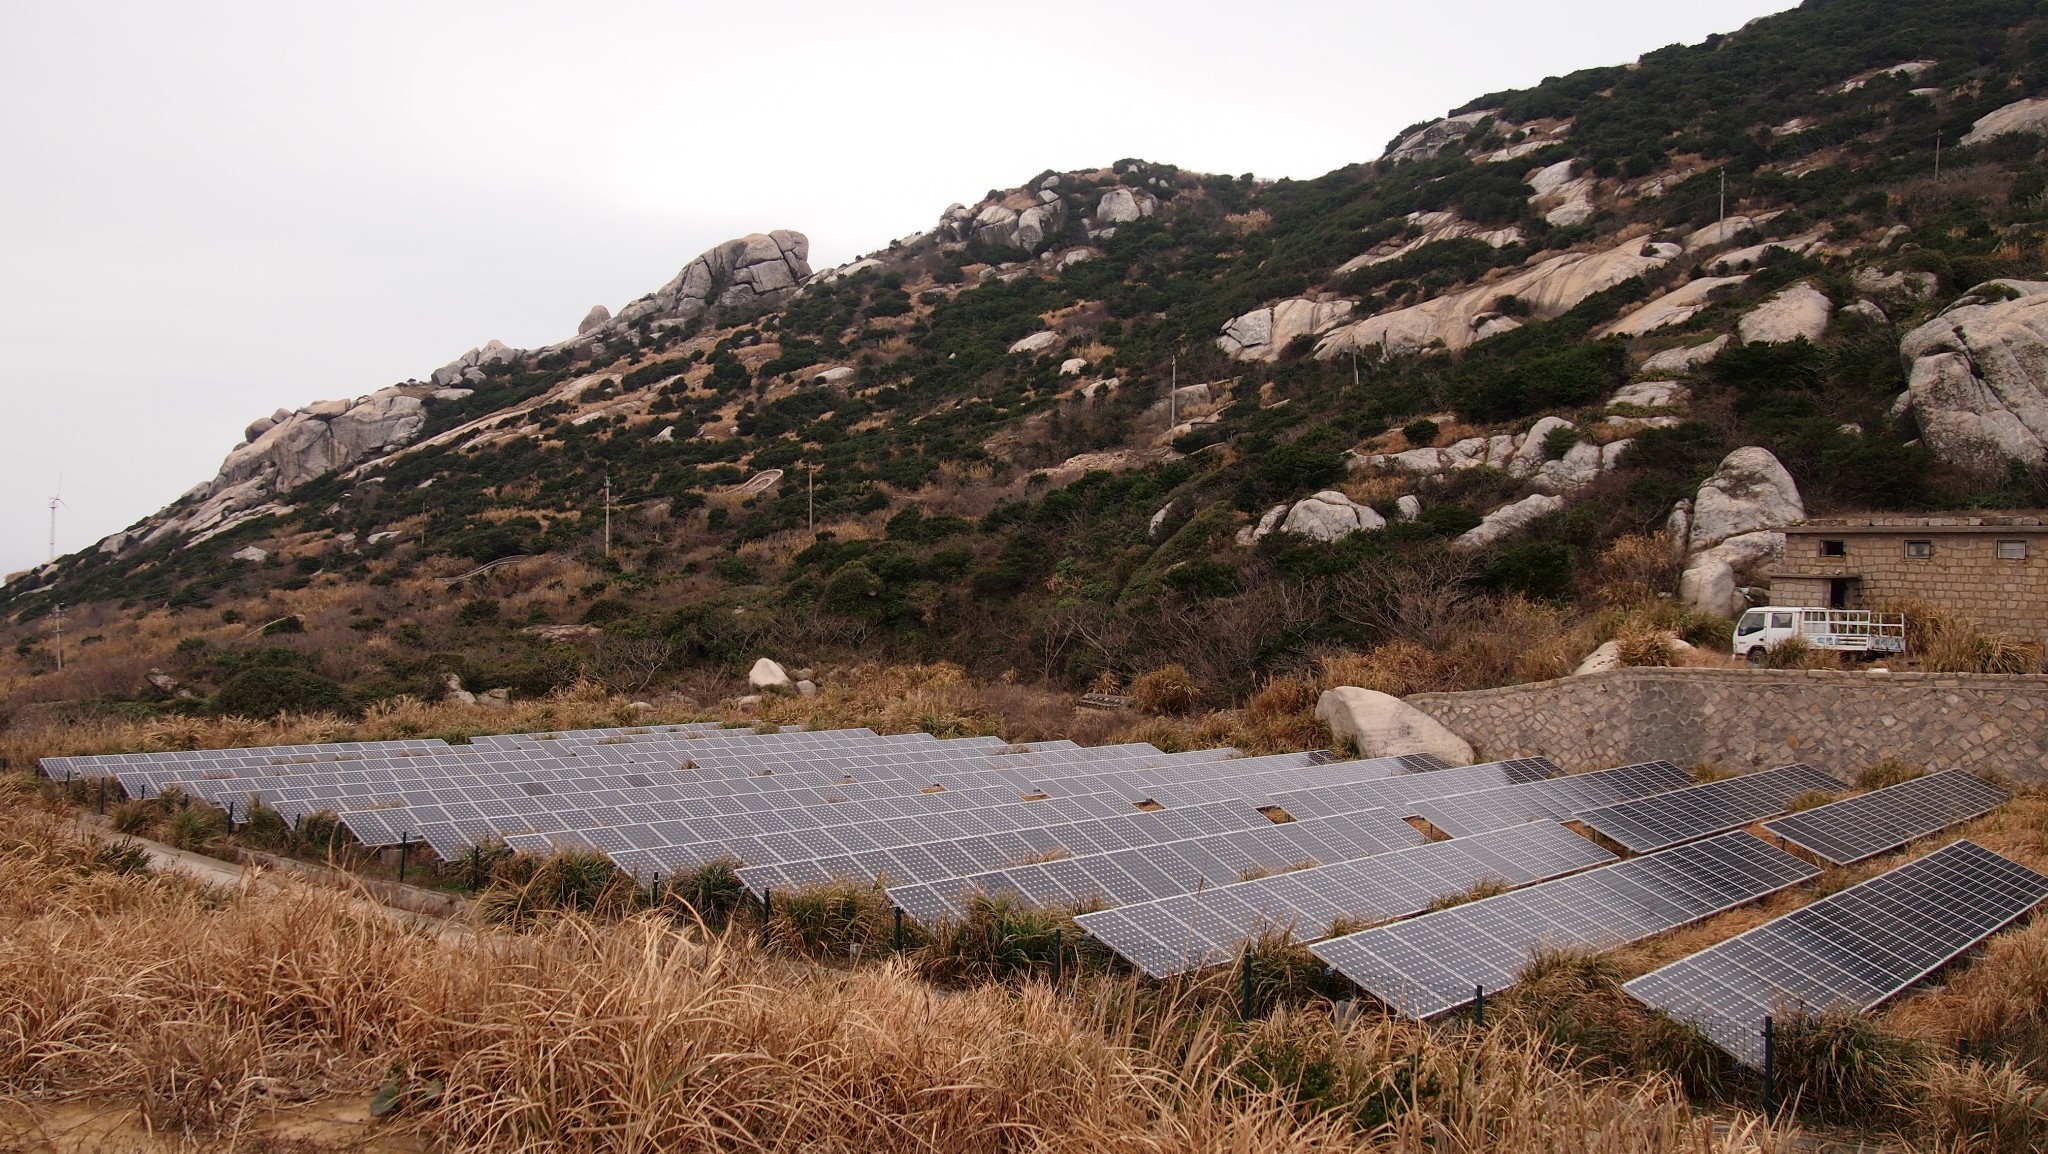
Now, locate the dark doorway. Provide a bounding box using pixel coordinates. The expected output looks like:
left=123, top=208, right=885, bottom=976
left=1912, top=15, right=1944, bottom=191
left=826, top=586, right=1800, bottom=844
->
left=1827, top=578, right=1852, bottom=609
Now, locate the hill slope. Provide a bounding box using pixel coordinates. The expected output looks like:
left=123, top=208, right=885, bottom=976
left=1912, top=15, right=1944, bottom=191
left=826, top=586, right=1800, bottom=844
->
left=7, top=0, right=2048, bottom=712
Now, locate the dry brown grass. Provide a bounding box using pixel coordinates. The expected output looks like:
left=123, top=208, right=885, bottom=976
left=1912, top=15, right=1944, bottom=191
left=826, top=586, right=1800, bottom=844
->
left=0, top=792, right=1797, bottom=1153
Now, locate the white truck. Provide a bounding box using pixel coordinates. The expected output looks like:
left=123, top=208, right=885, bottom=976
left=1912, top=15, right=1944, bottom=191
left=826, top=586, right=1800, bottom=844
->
left=1732, top=607, right=1907, bottom=662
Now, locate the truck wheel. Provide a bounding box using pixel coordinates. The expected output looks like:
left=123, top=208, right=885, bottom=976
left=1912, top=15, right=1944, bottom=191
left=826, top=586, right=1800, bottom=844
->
left=1745, top=648, right=1765, bottom=665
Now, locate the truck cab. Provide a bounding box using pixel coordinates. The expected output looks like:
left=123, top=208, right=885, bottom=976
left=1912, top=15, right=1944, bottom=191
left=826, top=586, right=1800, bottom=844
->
left=1733, top=606, right=1907, bottom=662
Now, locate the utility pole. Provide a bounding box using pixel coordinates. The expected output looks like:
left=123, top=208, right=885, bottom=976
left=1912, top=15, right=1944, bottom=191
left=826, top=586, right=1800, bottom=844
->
left=47, top=476, right=66, bottom=562
left=1169, top=355, right=1177, bottom=430
left=1718, top=168, right=1727, bottom=244
left=1935, top=130, right=1943, bottom=181
left=807, top=463, right=815, bottom=534
left=602, top=473, right=612, bottom=558
left=51, top=603, right=64, bottom=673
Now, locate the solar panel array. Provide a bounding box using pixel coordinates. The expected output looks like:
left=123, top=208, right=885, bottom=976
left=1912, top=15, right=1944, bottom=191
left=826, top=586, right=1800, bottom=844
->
left=1761, top=771, right=2011, bottom=866
left=1576, top=763, right=1841, bottom=854
left=1314, top=832, right=1821, bottom=1017
left=736, top=751, right=1453, bottom=896
left=1076, top=821, right=1617, bottom=977
left=1408, top=760, right=1697, bottom=837
left=888, top=805, right=1430, bottom=925
left=1626, top=840, right=2048, bottom=1066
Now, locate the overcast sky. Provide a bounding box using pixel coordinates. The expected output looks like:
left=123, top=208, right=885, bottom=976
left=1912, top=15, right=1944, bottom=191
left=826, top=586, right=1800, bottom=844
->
left=0, top=0, right=1801, bottom=579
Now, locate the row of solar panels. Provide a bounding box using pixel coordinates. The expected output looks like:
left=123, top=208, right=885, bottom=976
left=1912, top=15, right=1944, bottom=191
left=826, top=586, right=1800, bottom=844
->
left=46, top=728, right=1462, bottom=883
left=46, top=724, right=2036, bottom=1069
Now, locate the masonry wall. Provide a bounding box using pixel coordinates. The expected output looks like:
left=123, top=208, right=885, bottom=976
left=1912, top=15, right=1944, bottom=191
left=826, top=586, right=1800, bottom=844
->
left=1405, top=667, right=2048, bottom=783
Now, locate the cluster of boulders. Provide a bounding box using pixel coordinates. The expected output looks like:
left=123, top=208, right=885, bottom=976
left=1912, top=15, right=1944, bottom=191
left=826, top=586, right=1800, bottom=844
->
left=1358, top=415, right=1633, bottom=496
left=430, top=339, right=523, bottom=386
left=735, top=658, right=819, bottom=705
left=614, top=231, right=812, bottom=330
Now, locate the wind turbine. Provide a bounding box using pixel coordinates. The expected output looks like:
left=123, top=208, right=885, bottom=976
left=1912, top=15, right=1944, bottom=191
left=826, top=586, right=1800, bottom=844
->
left=47, top=476, right=68, bottom=562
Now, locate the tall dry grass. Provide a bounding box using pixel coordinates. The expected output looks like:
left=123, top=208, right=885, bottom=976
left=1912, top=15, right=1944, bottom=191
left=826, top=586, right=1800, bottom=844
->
left=0, top=787, right=1795, bottom=1153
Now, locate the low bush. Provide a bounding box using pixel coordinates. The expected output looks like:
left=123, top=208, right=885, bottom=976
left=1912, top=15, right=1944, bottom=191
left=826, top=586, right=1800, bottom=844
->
left=1131, top=664, right=1202, bottom=714
left=479, top=850, right=641, bottom=926
left=215, top=667, right=353, bottom=719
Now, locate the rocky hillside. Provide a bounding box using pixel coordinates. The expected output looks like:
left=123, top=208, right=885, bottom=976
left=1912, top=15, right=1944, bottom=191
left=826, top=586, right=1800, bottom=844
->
left=8, top=0, right=2048, bottom=709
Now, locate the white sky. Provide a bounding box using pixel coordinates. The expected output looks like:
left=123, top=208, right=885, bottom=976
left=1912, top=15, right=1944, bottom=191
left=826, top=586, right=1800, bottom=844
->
left=0, top=0, right=1800, bottom=579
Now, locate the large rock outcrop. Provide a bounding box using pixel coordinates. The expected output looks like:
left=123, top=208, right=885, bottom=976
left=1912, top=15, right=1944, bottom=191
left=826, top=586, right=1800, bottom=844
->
left=1678, top=447, right=1805, bottom=616
left=1527, top=159, right=1597, bottom=227
left=430, top=339, right=522, bottom=386
left=1454, top=493, right=1565, bottom=549
left=1601, top=276, right=1747, bottom=338
left=1314, top=235, right=1680, bottom=360
left=1279, top=491, right=1387, bottom=542
left=1316, top=687, right=1474, bottom=764
left=1385, top=110, right=1499, bottom=163
left=131, top=388, right=428, bottom=551
left=614, top=231, right=812, bottom=329
left=1332, top=211, right=1524, bottom=277
left=1737, top=282, right=1832, bottom=344
left=1216, top=298, right=1355, bottom=361
left=1960, top=97, right=2048, bottom=147
left=939, top=195, right=1066, bottom=253
left=1897, top=281, right=2048, bottom=470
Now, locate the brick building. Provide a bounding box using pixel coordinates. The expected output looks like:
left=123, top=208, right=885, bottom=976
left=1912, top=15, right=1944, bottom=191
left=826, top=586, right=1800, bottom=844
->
left=1767, top=515, right=2048, bottom=644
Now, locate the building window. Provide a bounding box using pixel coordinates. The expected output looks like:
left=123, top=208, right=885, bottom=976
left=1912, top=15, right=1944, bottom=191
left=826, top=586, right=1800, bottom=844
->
left=1820, top=540, right=1846, bottom=557
left=1996, top=540, right=2029, bottom=561
left=1904, top=539, right=1934, bottom=559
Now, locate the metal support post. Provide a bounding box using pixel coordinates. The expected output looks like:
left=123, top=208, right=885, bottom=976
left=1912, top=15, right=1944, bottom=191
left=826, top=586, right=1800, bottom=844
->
left=1762, top=1015, right=1775, bottom=1119
left=893, top=908, right=904, bottom=952
left=761, top=889, right=773, bottom=946
left=1054, top=928, right=1063, bottom=986
left=397, top=834, right=410, bottom=883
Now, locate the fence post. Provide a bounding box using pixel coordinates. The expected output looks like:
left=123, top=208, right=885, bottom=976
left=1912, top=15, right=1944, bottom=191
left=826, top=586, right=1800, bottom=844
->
left=894, top=908, right=904, bottom=953
left=761, top=889, right=773, bottom=947
left=397, top=834, right=410, bottom=884
left=1474, top=984, right=1485, bottom=1029
left=1762, top=1015, right=1775, bottom=1119
left=470, top=845, right=482, bottom=891
left=1240, top=950, right=1254, bottom=1021
left=1054, top=928, right=1064, bottom=986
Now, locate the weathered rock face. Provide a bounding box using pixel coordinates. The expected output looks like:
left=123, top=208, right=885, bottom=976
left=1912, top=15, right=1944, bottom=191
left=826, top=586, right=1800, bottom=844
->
left=1315, top=235, right=1680, bottom=361
left=1897, top=281, right=2048, bottom=470
left=1527, top=159, right=1596, bottom=227
left=1008, top=330, right=1063, bottom=355
left=1600, top=276, right=1747, bottom=338
left=1357, top=419, right=1625, bottom=495
left=1706, top=232, right=1825, bottom=274
left=1679, top=558, right=1743, bottom=619
left=578, top=304, right=611, bottom=334
left=1687, top=447, right=1806, bottom=552
left=1332, top=211, right=1523, bottom=277
left=1454, top=493, right=1565, bottom=549
left=1960, top=97, right=2048, bottom=146
left=614, top=231, right=812, bottom=329
left=1216, top=298, right=1355, bottom=361
left=1641, top=335, right=1729, bottom=375
left=749, top=658, right=793, bottom=689
left=1316, top=687, right=1475, bottom=764
left=1385, top=110, right=1499, bottom=162
left=1738, top=282, right=1833, bottom=344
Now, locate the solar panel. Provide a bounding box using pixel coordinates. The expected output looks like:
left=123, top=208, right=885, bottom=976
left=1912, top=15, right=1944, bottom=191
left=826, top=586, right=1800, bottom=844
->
left=1074, top=821, right=1616, bottom=978
left=1314, top=831, right=1820, bottom=1017
left=1407, top=760, right=1696, bottom=837
left=1761, top=771, right=2009, bottom=866
left=1625, top=840, right=2048, bottom=1066
left=1576, top=763, right=1841, bottom=854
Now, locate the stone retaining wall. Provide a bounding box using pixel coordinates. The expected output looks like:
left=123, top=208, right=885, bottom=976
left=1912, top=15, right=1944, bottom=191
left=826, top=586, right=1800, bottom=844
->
left=1404, top=667, right=2048, bottom=782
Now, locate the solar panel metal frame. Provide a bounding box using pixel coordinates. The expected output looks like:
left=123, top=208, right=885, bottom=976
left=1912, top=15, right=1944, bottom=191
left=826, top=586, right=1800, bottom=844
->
left=1406, top=760, right=1696, bottom=838
left=1760, top=770, right=2010, bottom=866
left=1624, top=839, right=2048, bottom=1066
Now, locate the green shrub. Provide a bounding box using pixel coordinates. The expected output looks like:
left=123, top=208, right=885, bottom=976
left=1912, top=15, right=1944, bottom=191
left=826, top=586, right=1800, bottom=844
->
left=455, top=598, right=501, bottom=626
left=1402, top=418, right=1440, bottom=446
left=215, top=667, right=353, bottom=718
